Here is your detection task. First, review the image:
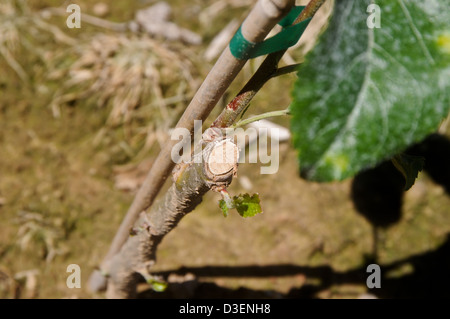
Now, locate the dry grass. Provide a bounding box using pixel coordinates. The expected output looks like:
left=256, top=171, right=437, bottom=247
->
left=1, top=0, right=202, bottom=157
left=14, top=210, right=68, bottom=263
left=0, top=0, right=75, bottom=82
left=0, top=0, right=26, bottom=80
left=0, top=0, right=35, bottom=82
left=47, top=32, right=200, bottom=153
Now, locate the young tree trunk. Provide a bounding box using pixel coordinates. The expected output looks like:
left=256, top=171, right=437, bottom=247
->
left=89, top=0, right=328, bottom=297
left=106, top=135, right=239, bottom=298
left=89, top=0, right=297, bottom=293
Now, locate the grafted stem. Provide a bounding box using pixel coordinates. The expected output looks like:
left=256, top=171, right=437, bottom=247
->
left=231, top=108, right=291, bottom=128
left=91, top=0, right=297, bottom=293
left=92, top=0, right=328, bottom=297
left=106, top=137, right=239, bottom=298
left=212, top=0, right=326, bottom=129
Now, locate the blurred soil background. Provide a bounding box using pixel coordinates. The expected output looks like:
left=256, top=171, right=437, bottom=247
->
left=0, top=0, right=449, bottom=299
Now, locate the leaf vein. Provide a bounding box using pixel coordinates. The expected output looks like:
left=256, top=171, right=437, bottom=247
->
left=397, top=0, right=435, bottom=65
left=312, top=24, right=376, bottom=176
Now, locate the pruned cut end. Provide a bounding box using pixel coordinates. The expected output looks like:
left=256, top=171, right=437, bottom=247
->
left=207, top=140, right=239, bottom=176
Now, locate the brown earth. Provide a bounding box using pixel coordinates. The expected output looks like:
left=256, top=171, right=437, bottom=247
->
left=0, top=0, right=449, bottom=299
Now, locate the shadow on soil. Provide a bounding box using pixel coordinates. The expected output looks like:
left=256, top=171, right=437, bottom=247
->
left=137, top=133, right=450, bottom=299
left=138, top=232, right=450, bottom=298
left=351, top=133, right=450, bottom=231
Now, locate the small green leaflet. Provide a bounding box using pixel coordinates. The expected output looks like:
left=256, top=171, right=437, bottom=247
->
left=146, top=278, right=168, bottom=292
left=290, top=0, right=450, bottom=182
left=234, top=193, right=262, bottom=218
left=392, top=153, right=425, bottom=190
left=219, top=199, right=230, bottom=217
left=219, top=193, right=262, bottom=218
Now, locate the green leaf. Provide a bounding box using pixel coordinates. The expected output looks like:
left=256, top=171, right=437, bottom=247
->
left=234, top=193, right=262, bottom=218
left=219, top=199, right=230, bottom=217
left=290, top=0, right=450, bottom=182
left=147, top=278, right=168, bottom=292
left=392, top=153, right=425, bottom=190
left=218, top=193, right=262, bottom=218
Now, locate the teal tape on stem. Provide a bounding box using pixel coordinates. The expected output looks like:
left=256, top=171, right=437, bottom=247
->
left=229, top=26, right=257, bottom=60
left=278, top=6, right=305, bottom=27
left=229, top=6, right=311, bottom=60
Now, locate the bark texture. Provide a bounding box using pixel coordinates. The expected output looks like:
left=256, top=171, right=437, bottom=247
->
left=106, top=137, right=238, bottom=298
left=95, top=1, right=296, bottom=287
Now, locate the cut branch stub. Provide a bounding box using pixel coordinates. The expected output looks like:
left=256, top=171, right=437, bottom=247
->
left=205, top=139, right=239, bottom=181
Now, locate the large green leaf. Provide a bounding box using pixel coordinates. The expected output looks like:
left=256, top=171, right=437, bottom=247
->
left=290, top=0, right=450, bottom=181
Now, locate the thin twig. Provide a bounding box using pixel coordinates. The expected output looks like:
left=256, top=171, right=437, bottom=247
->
left=211, top=50, right=286, bottom=128
left=294, top=0, right=327, bottom=24
left=271, top=63, right=302, bottom=78
left=211, top=0, right=327, bottom=129
left=231, top=108, right=290, bottom=128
